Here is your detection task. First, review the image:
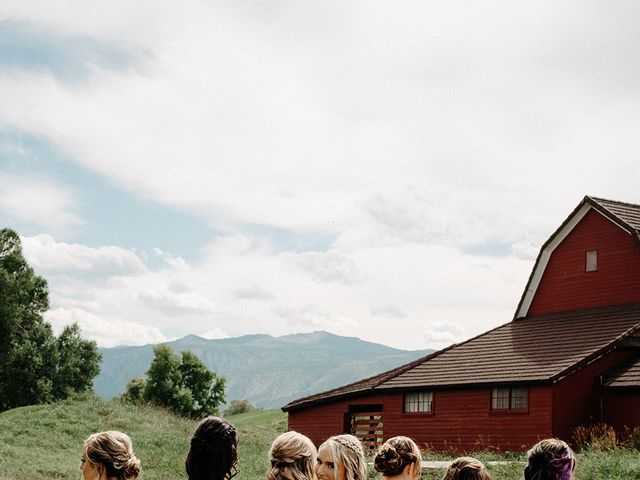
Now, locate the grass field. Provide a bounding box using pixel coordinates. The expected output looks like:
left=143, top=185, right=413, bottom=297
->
left=0, top=395, right=638, bottom=479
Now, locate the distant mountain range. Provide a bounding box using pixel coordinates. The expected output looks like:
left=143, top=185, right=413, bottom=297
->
left=94, top=331, right=433, bottom=409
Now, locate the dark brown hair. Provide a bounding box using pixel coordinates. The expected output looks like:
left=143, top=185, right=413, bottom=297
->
left=186, top=416, right=239, bottom=480
left=442, top=457, right=492, bottom=480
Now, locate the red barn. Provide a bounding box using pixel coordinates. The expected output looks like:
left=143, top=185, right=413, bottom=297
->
left=282, top=196, right=640, bottom=452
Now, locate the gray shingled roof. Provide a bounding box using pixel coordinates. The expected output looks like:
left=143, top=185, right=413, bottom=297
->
left=589, top=196, right=640, bottom=233
left=283, top=303, right=640, bottom=411
left=604, top=353, right=640, bottom=388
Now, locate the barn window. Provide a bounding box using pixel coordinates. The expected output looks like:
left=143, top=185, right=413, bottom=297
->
left=404, top=391, right=433, bottom=413
left=491, top=387, right=528, bottom=411
left=586, top=250, right=597, bottom=272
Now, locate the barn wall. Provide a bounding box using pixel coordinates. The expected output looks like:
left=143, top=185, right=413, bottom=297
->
left=529, top=209, right=640, bottom=316
left=287, top=393, right=390, bottom=445
left=603, top=390, right=640, bottom=432
left=552, top=350, right=630, bottom=440
left=287, top=386, right=553, bottom=452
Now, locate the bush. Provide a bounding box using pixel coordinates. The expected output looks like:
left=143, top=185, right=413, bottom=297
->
left=573, top=423, right=618, bottom=451
left=620, top=425, right=640, bottom=450
left=224, top=399, right=256, bottom=416
left=127, top=344, right=226, bottom=418
left=121, top=377, right=146, bottom=404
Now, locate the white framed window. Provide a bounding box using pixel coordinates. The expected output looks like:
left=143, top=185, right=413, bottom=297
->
left=586, top=250, right=597, bottom=272
left=404, top=391, right=433, bottom=413
left=491, top=387, right=528, bottom=411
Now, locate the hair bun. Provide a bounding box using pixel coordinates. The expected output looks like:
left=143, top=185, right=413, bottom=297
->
left=122, top=455, right=141, bottom=479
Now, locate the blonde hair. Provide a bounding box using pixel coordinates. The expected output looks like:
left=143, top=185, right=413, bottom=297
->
left=84, top=431, right=140, bottom=480
left=374, top=436, right=421, bottom=477
left=268, top=431, right=317, bottom=480
left=319, top=434, right=367, bottom=480
left=525, top=438, right=576, bottom=480
left=442, top=457, right=492, bottom=480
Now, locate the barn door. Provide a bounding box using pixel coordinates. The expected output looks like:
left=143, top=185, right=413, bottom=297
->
left=348, top=404, right=384, bottom=451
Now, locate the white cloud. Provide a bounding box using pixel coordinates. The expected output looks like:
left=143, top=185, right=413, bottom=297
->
left=0, top=173, right=83, bottom=233
left=423, top=319, right=467, bottom=351
left=21, top=234, right=146, bottom=278
left=138, top=288, right=215, bottom=315
left=45, top=307, right=167, bottom=347
left=200, top=327, right=229, bottom=340
left=3, top=2, right=640, bottom=351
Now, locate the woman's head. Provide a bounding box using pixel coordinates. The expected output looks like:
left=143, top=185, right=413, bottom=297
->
left=374, top=436, right=421, bottom=479
left=82, top=431, right=140, bottom=480
left=316, top=434, right=367, bottom=480
left=268, top=431, right=317, bottom=480
left=524, top=438, right=576, bottom=480
left=186, top=416, right=239, bottom=480
left=442, top=457, right=492, bottom=480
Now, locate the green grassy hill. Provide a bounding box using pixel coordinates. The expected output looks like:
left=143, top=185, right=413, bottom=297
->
left=2, top=395, right=638, bottom=480
left=0, top=394, right=286, bottom=480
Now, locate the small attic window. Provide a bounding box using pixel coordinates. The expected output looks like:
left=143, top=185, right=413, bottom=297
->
left=586, top=250, right=598, bottom=272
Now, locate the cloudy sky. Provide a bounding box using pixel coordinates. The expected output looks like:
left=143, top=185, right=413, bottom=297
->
left=2, top=2, right=640, bottom=350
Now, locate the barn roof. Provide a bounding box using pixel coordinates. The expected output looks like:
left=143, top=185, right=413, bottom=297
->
left=514, top=196, right=640, bottom=319
left=604, top=353, right=640, bottom=389
left=282, top=302, right=640, bottom=411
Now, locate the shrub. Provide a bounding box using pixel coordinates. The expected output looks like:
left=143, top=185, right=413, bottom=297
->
left=224, top=399, right=256, bottom=416
left=572, top=423, right=618, bottom=451
left=621, top=425, right=640, bottom=450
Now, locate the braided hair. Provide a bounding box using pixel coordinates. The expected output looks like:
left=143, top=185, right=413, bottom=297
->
left=319, top=434, right=368, bottom=480
left=442, top=457, right=492, bottom=480
left=186, top=416, right=239, bottom=480
left=267, top=431, right=317, bottom=480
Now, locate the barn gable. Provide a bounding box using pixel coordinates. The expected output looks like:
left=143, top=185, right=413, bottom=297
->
left=515, top=196, right=640, bottom=319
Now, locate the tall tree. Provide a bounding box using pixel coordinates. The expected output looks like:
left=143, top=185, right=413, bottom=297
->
left=180, top=350, right=226, bottom=417
left=0, top=228, right=101, bottom=411
left=0, top=229, right=56, bottom=410
left=54, top=323, right=101, bottom=399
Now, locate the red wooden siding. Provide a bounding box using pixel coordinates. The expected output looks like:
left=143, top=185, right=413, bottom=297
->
left=552, top=350, right=631, bottom=441
left=603, top=390, right=640, bottom=432
left=529, top=209, right=640, bottom=316
left=288, top=393, right=390, bottom=446
left=288, top=387, right=553, bottom=452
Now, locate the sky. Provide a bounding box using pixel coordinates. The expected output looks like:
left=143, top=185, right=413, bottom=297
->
left=2, top=1, right=640, bottom=351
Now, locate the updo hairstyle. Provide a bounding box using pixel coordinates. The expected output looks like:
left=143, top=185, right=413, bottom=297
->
left=442, top=457, right=492, bottom=480
left=84, top=431, right=140, bottom=480
left=524, top=438, right=576, bottom=480
left=268, top=431, right=317, bottom=480
left=374, top=436, right=421, bottom=477
left=320, top=434, right=368, bottom=480
left=186, top=416, right=239, bottom=480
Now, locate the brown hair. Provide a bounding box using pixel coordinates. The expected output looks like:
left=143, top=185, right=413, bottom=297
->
left=373, top=436, right=421, bottom=477
left=83, top=431, right=140, bottom=480
left=442, top=457, right=492, bottom=480
left=186, top=416, right=239, bottom=480
left=268, top=431, right=317, bottom=480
